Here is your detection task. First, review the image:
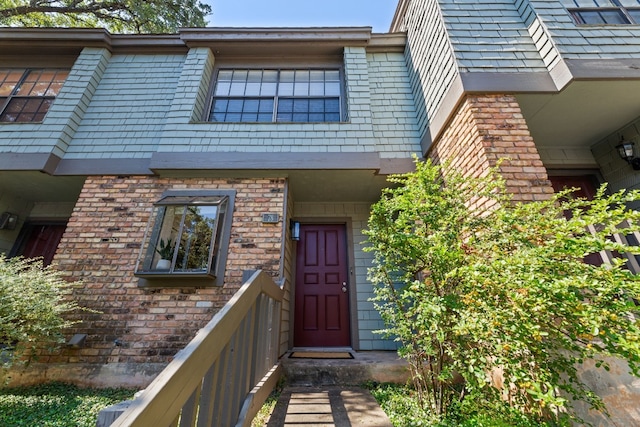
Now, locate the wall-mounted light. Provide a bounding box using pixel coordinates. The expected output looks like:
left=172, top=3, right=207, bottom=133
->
left=290, top=220, right=300, bottom=241
left=616, top=138, right=640, bottom=170
left=0, top=212, right=18, bottom=230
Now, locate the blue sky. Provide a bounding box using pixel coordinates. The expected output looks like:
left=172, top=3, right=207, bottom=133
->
left=204, top=0, right=398, bottom=33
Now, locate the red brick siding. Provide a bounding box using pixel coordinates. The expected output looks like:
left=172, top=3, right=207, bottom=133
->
left=49, top=176, right=285, bottom=365
left=430, top=94, right=554, bottom=204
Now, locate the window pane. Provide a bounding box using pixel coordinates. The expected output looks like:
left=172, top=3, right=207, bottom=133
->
left=23, top=98, right=43, bottom=113
left=226, top=113, right=242, bottom=121
left=0, top=69, right=23, bottom=96
left=246, top=71, right=263, bottom=96
left=229, top=82, right=246, bottom=96
left=278, top=82, right=293, bottom=96
left=245, top=82, right=261, bottom=96
left=325, top=81, right=341, bottom=96
left=241, top=112, right=258, bottom=122
left=326, top=112, right=341, bottom=122
left=292, top=113, right=308, bottom=122
left=276, top=112, right=293, bottom=122
left=217, top=70, right=233, bottom=81
left=211, top=111, right=227, bottom=121
left=150, top=205, right=183, bottom=270
left=278, top=98, right=293, bottom=113
left=628, top=9, right=640, bottom=22
left=263, top=70, right=278, bottom=82
left=294, top=82, right=309, bottom=96
left=280, top=70, right=295, bottom=83
left=15, top=81, right=35, bottom=96
left=46, top=81, right=65, bottom=96
left=213, top=98, right=228, bottom=113
left=309, top=82, right=324, bottom=96
left=1, top=98, right=26, bottom=122
left=175, top=205, right=218, bottom=272
left=232, top=70, right=248, bottom=81
left=215, top=81, right=231, bottom=96
left=258, top=99, right=274, bottom=113
left=227, top=99, right=244, bottom=113
left=325, top=97, right=340, bottom=113
left=310, top=113, right=325, bottom=121
left=261, top=82, right=277, bottom=96
left=310, top=70, right=324, bottom=82
left=600, top=9, right=629, bottom=23
left=257, top=113, right=272, bottom=122
left=247, top=70, right=262, bottom=82
left=309, top=99, right=325, bottom=113
left=244, top=99, right=259, bottom=113
left=293, top=99, right=309, bottom=113
left=295, top=70, right=310, bottom=82
left=325, top=70, right=340, bottom=81
left=293, top=70, right=309, bottom=96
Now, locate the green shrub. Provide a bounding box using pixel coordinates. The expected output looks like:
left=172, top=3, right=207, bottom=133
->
left=0, top=255, right=87, bottom=367
left=365, top=159, right=640, bottom=424
left=366, top=382, right=570, bottom=427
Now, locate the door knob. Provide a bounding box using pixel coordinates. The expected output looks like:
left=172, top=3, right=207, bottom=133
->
left=342, top=282, right=347, bottom=293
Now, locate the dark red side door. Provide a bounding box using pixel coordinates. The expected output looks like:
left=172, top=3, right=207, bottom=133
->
left=294, top=224, right=350, bottom=347
left=14, top=223, right=67, bottom=266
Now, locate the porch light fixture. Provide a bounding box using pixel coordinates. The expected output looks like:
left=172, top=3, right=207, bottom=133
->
left=0, top=212, right=18, bottom=230
left=290, top=220, right=300, bottom=241
left=616, top=139, right=640, bottom=170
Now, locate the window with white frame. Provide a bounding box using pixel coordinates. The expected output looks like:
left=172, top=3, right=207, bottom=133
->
left=135, top=190, right=235, bottom=285
left=0, top=68, right=69, bottom=123
left=207, top=69, right=343, bottom=123
left=568, top=0, right=640, bottom=24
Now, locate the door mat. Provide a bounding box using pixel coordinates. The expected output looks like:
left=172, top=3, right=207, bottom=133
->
left=289, top=351, right=354, bottom=359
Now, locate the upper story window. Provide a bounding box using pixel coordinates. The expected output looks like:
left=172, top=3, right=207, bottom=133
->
left=135, top=190, right=235, bottom=286
left=568, top=0, right=640, bottom=24
left=207, top=69, right=343, bottom=123
left=0, top=68, right=69, bottom=123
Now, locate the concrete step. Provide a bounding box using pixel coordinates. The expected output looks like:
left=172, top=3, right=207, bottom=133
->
left=280, top=350, right=409, bottom=387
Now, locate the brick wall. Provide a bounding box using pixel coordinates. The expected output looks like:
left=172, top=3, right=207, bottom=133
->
left=430, top=94, right=554, bottom=204
left=48, top=175, right=285, bottom=367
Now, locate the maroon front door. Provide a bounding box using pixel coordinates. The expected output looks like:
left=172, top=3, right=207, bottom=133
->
left=294, top=224, right=350, bottom=347
left=14, top=222, right=67, bottom=266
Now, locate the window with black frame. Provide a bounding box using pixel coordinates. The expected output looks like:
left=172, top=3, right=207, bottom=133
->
left=568, top=0, right=640, bottom=25
left=0, top=68, right=69, bottom=123
left=135, top=190, right=235, bottom=285
left=207, top=69, right=343, bottom=123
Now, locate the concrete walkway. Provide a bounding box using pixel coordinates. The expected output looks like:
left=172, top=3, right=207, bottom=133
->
left=266, top=386, right=392, bottom=427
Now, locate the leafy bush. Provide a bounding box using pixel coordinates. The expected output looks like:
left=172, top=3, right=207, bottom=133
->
left=364, top=159, right=640, bottom=423
left=0, top=382, right=135, bottom=426
left=366, top=382, right=562, bottom=427
left=0, top=255, right=86, bottom=367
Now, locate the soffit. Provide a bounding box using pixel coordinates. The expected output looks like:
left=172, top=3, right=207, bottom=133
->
left=517, top=80, right=640, bottom=150
left=0, top=171, right=84, bottom=202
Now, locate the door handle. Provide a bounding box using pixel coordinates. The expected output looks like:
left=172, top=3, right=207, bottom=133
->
left=342, top=282, right=347, bottom=293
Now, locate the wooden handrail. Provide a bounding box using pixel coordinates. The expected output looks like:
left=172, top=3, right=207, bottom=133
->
left=105, top=270, right=284, bottom=427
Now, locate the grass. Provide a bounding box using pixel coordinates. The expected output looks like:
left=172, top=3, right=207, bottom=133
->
left=0, top=382, right=136, bottom=427
left=251, top=378, right=285, bottom=427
